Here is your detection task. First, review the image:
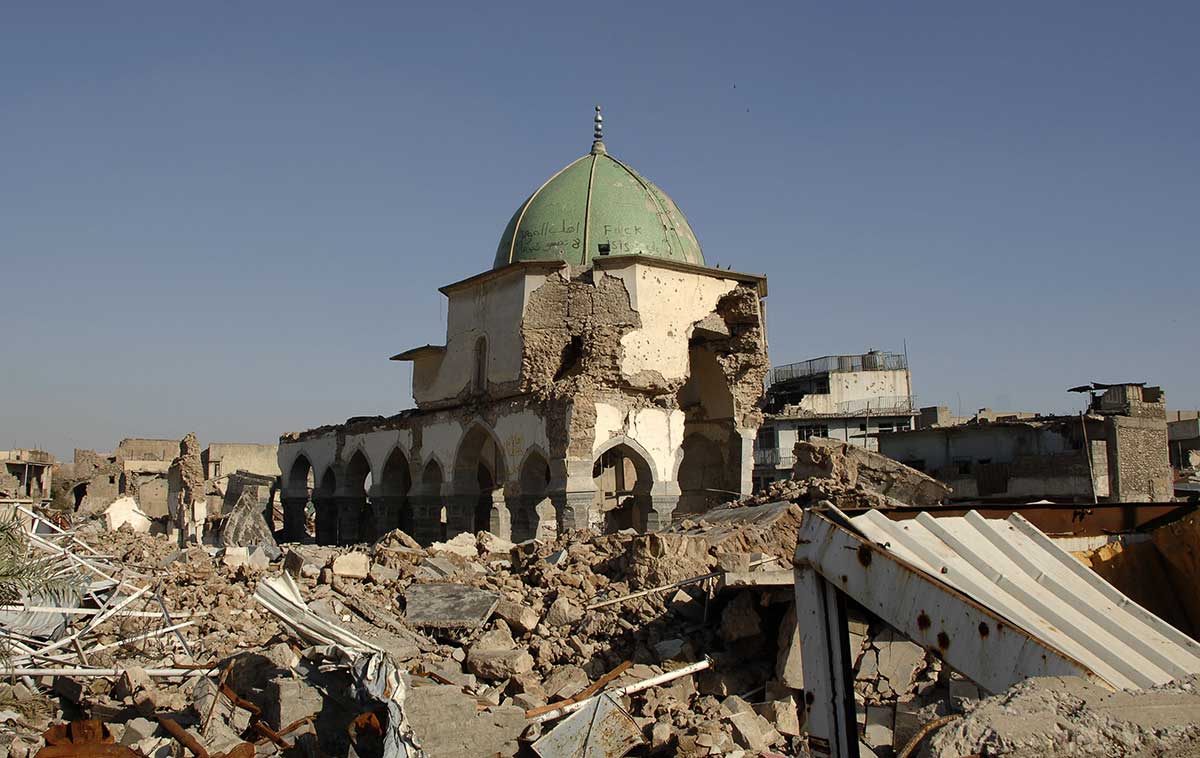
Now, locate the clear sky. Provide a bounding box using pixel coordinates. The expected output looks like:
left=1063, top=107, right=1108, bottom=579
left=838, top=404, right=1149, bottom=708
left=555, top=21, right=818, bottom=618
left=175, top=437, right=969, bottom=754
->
left=4, top=1, right=1197, bottom=458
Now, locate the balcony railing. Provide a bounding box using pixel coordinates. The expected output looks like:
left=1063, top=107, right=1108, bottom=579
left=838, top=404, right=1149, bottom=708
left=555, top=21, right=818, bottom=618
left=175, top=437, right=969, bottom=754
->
left=768, top=351, right=907, bottom=386
left=777, top=395, right=918, bottom=418
left=753, top=449, right=794, bottom=468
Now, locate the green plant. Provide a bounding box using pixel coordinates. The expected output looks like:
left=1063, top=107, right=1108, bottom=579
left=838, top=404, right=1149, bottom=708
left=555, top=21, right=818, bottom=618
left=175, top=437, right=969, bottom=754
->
left=0, top=515, right=78, bottom=608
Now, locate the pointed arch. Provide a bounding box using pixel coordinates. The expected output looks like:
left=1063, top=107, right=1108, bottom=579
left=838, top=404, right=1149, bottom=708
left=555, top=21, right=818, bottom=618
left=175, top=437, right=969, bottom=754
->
left=453, top=422, right=508, bottom=534
left=286, top=454, right=314, bottom=498
left=592, top=436, right=655, bottom=533
left=380, top=446, right=412, bottom=496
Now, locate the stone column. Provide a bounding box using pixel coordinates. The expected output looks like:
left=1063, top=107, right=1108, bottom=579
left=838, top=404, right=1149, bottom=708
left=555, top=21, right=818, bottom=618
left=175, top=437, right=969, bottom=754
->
left=334, top=496, right=363, bottom=544
left=280, top=496, right=309, bottom=541
left=444, top=485, right=477, bottom=540
left=486, top=488, right=512, bottom=541
left=407, top=483, right=444, bottom=546
left=646, top=481, right=681, bottom=532
left=548, top=459, right=598, bottom=535
left=313, top=497, right=337, bottom=545
left=735, top=427, right=757, bottom=498
left=371, top=495, right=406, bottom=537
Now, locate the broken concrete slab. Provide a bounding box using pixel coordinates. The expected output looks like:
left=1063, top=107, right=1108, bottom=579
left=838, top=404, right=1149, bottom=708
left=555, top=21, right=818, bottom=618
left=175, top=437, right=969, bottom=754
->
left=792, top=437, right=951, bottom=506
left=541, top=665, right=589, bottom=700
left=220, top=485, right=278, bottom=553
left=104, top=497, right=152, bottom=533
left=404, top=583, right=500, bottom=630
left=331, top=552, right=369, bottom=579
left=405, top=683, right=526, bottom=758
left=265, top=677, right=323, bottom=730
left=430, top=532, right=480, bottom=559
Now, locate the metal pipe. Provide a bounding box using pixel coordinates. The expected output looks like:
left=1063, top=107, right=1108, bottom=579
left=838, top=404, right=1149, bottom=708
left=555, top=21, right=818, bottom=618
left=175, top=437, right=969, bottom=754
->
left=530, top=658, right=712, bottom=724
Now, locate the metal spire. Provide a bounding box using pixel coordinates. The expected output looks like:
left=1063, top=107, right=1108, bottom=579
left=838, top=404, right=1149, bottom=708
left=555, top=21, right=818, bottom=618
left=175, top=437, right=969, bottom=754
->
left=591, top=105, right=606, bottom=154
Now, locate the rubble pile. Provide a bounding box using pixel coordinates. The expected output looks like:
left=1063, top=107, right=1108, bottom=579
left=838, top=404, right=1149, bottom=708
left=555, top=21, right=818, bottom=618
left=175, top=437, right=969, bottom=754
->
left=738, top=437, right=951, bottom=510
left=3, top=471, right=1198, bottom=757
left=928, top=674, right=1200, bottom=757
left=0, top=503, right=815, bottom=757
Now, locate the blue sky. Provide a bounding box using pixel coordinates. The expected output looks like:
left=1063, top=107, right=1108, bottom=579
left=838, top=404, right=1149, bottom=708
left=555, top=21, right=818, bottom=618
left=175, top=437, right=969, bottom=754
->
left=3, top=1, right=1197, bottom=457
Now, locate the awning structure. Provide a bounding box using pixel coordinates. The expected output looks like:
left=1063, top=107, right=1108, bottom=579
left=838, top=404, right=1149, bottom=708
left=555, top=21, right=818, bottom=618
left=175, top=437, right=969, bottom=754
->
left=793, top=508, right=1200, bottom=758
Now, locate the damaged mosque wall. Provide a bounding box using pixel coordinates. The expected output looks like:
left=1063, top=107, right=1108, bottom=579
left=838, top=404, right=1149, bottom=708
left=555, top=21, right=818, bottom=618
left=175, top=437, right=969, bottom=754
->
left=278, top=112, right=771, bottom=546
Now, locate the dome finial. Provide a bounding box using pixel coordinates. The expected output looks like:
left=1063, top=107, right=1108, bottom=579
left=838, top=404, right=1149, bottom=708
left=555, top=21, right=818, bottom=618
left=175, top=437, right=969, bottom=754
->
left=591, top=105, right=606, bottom=154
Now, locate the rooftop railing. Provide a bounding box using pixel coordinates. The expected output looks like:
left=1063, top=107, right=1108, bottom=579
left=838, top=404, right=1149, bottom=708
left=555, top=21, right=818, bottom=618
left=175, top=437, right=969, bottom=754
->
left=768, top=351, right=907, bottom=386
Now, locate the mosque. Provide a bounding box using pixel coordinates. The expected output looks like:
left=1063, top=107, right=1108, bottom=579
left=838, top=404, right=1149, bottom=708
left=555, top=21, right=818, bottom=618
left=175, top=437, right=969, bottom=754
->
left=277, top=109, right=770, bottom=545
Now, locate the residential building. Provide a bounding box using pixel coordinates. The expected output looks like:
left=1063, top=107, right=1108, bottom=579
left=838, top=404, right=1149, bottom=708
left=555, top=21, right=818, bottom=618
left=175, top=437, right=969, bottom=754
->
left=1167, top=411, right=1200, bottom=472
left=0, top=449, right=55, bottom=506
left=752, top=350, right=916, bottom=491
left=878, top=383, right=1172, bottom=503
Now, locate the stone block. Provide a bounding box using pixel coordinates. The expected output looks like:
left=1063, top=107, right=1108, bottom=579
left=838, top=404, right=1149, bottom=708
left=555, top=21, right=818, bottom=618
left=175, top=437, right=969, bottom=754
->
left=727, top=710, right=773, bottom=753
left=283, top=550, right=306, bottom=577
left=246, top=546, right=271, bottom=570
left=266, top=677, right=324, bottom=730
left=119, top=717, right=158, bottom=746
left=777, top=601, right=803, bottom=689
left=653, top=638, right=687, bottom=662
left=370, top=563, right=400, bottom=584
left=755, top=698, right=801, bottom=737
left=494, top=598, right=539, bottom=635
left=221, top=547, right=249, bottom=569
left=542, top=596, right=582, bottom=627
left=720, top=592, right=762, bottom=642
left=467, top=649, right=534, bottom=681
left=863, top=704, right=894, bottom=750
left=331, top=552, right=369, bottom=579
left=541, top=665, right=589, bottom=700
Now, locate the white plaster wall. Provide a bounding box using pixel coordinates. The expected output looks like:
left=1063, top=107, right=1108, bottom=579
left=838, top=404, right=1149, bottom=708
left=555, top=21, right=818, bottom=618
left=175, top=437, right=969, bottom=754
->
left=413, top=272, right=529, bottom=405
left=798, top=369, right=911, bottom=414
left=279, top=436, right=337, bottom=491
left=614, top=265, right=736, bottom=382
left=205, top=443, right=280, bottom=479
left=341, top=429, right=414, bottom=479
left=592, top=401, right=684, bottom=482
left=420, top=419, right=463, bottom=474
left=493, top=409, right=550, bottom=475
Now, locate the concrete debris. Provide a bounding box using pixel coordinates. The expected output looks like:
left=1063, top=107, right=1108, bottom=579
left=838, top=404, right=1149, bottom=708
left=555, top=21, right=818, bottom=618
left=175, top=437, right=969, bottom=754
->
left=928, top=674, right=1200, bottom=758
left=103, top=497, right=152, bottom=533
left=4, top=497, right=1198, bottom=758
left=531, top=692, right=643, bottom=758
left=792, top=437, right=951, bottom=506
left=404, top=582, right=500, bottom=630
left=219, top=487, right=278, bottom=555
left=739, top=437, right=950, bottom=510
left=330, top=551, right=370, bottom=579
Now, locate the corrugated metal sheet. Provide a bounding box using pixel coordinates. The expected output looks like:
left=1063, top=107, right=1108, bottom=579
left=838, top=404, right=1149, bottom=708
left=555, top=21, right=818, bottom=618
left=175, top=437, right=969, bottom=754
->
left=845, top=508, right=1200, bottom=690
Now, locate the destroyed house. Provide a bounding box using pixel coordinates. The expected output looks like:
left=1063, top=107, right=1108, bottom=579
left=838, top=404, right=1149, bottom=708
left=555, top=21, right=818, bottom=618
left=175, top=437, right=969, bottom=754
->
left=0, top=449, right=54, bottom=505
left=878, top=382, right=1172, bottom=503
left=278, top=110, right=771, bottom=546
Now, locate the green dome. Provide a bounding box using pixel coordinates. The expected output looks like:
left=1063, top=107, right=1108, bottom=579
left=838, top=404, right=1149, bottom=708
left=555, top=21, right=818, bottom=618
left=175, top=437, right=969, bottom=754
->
left=493, top=142, right=704, bottom=269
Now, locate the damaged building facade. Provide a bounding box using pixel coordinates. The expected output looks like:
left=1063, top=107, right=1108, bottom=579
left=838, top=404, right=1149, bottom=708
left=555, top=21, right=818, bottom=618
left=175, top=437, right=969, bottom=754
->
left=879, top=382, right=1173, bottom=503
left=0, top=449, right=54, bottom=506
left=278, top=115, right=770, bottom=546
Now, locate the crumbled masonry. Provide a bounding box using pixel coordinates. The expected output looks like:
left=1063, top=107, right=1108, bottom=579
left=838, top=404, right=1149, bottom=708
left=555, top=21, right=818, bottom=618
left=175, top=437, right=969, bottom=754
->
left=1, top=443, right=1197, bottom=758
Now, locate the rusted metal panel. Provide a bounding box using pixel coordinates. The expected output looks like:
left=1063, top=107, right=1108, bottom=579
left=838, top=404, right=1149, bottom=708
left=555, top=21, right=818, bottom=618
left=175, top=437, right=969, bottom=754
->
left=848, top=509, right=1200, bottom=689
left=848, top=502, right=1193, bottom=536
left=531, top=692, right=644, bottom=758
left=798, top=511, right=1098, bottom=695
